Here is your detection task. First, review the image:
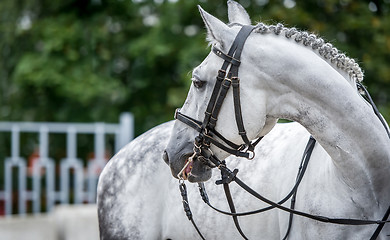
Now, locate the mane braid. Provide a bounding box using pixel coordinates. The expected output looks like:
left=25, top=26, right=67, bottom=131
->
left=253, top=23, right=364, bottom=84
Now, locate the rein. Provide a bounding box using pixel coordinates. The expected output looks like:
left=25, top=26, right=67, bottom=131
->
left=175, top=25, right=390, bottom=239
left=179, top=138, right=390, bottom=239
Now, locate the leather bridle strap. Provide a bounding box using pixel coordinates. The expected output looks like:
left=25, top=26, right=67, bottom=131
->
left=197, top=136, right=315, bottom=218
left=202, top=28, right=244, bottom=130
left=189, top=135, right=390, bottom=239
left=207, top=25, right=255, bottom=152
left=196, top=136, right=315, bottom=240
left=175, top=108, right=203, bottom=132
left=175, top=25, right=258, bottom=162
left=175, top=109, right=254, bottom=158
left=175, top=108, right=243, bottom=151
left=202, top=69, right=226, bottom=130
left=223, top=182, right=249, bottom=240
left=202, top=150, right=390, bottom=226
left=232, top=77, right=254, bottom=151
left=203, top=39, right=242, bottom=130
left=370, top=205, right=390, bottom=240
left=229, top=168, right=390, bottom=226
left=175, top=110, right=263, bottom=159
left=203, top=25, right=249, bottom=129
left=357, top=82, right=390, bottom=139
left=179, top=182, right=206, bottom=240
left=282, top=136, right=316, bottom=240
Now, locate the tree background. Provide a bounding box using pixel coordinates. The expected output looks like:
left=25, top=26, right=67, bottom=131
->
left=1, top=0, right=389, bottom=135
left=1, top=0, right=389, bottom=214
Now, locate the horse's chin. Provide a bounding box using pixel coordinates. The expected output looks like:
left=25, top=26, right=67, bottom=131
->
left=187, top=160, right=212, bottom=182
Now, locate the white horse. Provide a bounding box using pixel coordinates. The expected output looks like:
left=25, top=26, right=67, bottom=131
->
left=98, top=1, right=390, bottom=239
left=163, top=1, right=390, bottom=239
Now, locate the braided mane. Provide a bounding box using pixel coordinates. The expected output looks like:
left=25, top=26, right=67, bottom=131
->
left=253, top=23, right=364, bottom=84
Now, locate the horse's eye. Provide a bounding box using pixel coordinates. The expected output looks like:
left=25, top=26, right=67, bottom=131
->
left=192, top=78, right=206, bottom=89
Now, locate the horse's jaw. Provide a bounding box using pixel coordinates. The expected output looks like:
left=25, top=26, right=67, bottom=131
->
left=165, top=133, right=213, bottom=183
left=187, top=161, right=213, bottom=182
left=168, top=155, right=213, bottom=183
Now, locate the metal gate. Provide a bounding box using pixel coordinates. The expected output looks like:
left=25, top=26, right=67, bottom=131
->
left=0, top=113, right=133, bottom=216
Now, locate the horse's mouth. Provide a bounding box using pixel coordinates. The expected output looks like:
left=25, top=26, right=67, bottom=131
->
left=181, top=159, right=193, bottom=180
left=173, top=153, right=212, bottom=182
left=187, top=158, right=213, bottom=183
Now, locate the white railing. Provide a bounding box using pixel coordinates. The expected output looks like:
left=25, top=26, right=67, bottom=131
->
left=0, top=113, right=134, bottom=216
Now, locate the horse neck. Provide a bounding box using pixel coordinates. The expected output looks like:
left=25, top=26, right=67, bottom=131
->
left=250, top=36, right=390, bottom=203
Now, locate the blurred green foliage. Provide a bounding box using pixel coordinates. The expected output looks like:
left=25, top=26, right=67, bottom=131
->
left=0, top=0, right=389, bottom=136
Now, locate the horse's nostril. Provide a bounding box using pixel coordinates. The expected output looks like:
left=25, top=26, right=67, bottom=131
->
left=162, top=150, right=169, bottom=164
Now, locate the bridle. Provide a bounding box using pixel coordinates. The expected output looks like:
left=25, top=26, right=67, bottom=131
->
left=174, top=25, right=260, bottom=173
left=174, top=25, right=390, bottom=239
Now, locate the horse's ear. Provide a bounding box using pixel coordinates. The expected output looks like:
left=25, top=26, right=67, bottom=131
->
left=227, top=0, right=251, bottom=25
left=198, top=5, right=231, bottom=46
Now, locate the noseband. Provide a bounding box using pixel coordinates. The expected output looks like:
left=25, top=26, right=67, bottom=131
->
left=175, top=25, right=260, bottom=175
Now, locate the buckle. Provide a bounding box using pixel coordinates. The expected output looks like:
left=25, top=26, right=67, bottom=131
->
left=231, top=77, right=240, bottom=87
left=224, top=77, right=232, bottom=83
left=174, top=108, right=181, bottom=119
left=218, top=69, right=226, bottom=77
left=222, top=77, right=232, bottom=88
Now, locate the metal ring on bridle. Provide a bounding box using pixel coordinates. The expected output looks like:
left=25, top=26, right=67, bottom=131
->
left=247, top=150, right=255, bottom=160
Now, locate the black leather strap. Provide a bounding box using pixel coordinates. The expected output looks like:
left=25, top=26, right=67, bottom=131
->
left=209, top=129, right=242, bottom=150
left=175, top=109, right=202, bottom=133
left=202, top=70, right=226, bottom=130
left=370, top=205, right=390, bottom=240
left=203, top=134, right=250, bottom=158
left=282, top=136, right=316, bottom=240
left=179, top=182, right=206, bottom=240
left=175, top=109, right=251, bottom=158
left=223, top=183, right=249, bottom=240
left=175, top=25, right=258, bottom=161
left=232, top=170, right=390, bottom=226
left=212, top=47, right=241, bottom=66
left=202, top=25, right=248, bottom=131
left=198, top=136, right=315, bottom=219
left=232, top=77, right=254, bottom=151
left=357, top=82, right=390, bottom=139
left=206, top=25, right=255, bottom=153
left=209, top=78, right=232, bottom=129
left=221, top=25, right=256, bottom=153
left=195, top=136, right=390, bottom=239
